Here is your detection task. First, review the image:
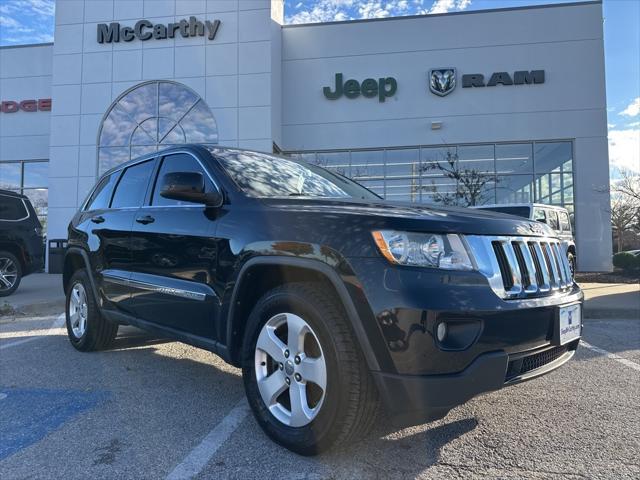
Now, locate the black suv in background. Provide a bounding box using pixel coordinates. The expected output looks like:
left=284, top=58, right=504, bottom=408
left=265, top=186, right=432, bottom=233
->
left=0, top=190, right=44, bottom=296
left=63, top=146, right=583, bottom=455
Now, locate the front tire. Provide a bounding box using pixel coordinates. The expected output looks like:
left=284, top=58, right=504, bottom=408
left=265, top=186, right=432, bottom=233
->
left=65, top=270, right=118, bottom=351
left=0, top=251, right=22, bottom=297
left=242, top=283, right=379, bottom=455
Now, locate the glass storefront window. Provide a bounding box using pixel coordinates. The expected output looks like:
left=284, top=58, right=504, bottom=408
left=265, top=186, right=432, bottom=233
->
left=421, top=176, right=458, bottom=205
left=385, top=178, right=419, bottom=202
left=358, top=179, right=384, bottom=197
left=0, top=163, right=21, bottom=190
left=316, top=152, right=350, bottom=176
left=285, top=140, right=574, bottom=211
left=98, top=81, right=218, bottom=174
left=421, top=146, right=456, bottom=176
left=535, top=172, right=567, bottom=205
left=495, top=143, right=533, bottom=174
left=563, top=173, right=574, bottom=203
left=351, top=150, right=385, bottom=181
left=496, top=175, right=534, bottom=204
left=23, top=162, right=48, bottom=188
left=98, top=147, right=130, bottom=175
left=385, top=148, right=419, bottom=180
left=534, top=142, right=572, bottom=173
left=0, top=160, right=49, bottom=231
left=457, top=145, right=494, bottom=173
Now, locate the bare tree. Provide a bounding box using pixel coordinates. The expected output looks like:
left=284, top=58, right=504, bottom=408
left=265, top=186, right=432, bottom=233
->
left=420, top=150, right=496, bottom=207
left=610, top=168, right=640, bottom=203
left=609, top=195, right=640, bottom=252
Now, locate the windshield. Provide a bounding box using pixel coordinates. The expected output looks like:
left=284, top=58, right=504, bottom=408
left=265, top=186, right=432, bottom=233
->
left=210, top=148, right=380, bottom=200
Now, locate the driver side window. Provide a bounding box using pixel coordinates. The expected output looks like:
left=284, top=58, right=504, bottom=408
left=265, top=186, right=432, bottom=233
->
left=152, top=154, right=214, bottom=206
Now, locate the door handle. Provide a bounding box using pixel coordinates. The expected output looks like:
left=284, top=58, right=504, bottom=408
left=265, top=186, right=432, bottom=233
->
left=136, top=215, right=155, bottom=225
left=91, top=216, right=105, bottom=224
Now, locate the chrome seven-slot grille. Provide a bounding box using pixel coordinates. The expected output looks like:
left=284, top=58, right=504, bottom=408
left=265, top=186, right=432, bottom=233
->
left=465, top=236, right=574, bottom=299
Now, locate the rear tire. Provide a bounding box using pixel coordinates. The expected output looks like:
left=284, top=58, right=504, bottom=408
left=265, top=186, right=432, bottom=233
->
left=65, top=269, right=118, bottom=351
left=242, top=282, right=379, bottom=455
left=0, top=251, right=22, bottom=297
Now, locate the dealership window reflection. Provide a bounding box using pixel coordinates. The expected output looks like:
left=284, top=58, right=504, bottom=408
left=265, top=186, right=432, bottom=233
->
left=97, top=81, right=218, bottom=175
left=286, top=141, right=574, bottom=215
left=0, top=160, right=48, bottom=229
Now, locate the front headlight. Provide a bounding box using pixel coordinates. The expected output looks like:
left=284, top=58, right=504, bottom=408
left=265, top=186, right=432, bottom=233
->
left=372, top=230, right=475, bottom=270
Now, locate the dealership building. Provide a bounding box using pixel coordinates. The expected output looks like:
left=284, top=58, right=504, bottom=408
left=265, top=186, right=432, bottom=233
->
left=0, top=0, right=611, bottom=271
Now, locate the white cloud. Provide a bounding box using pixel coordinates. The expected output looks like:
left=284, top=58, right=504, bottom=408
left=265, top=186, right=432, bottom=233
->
left=286, top=0, right=355, bottom=24
left=358, top=1, right=391, bottom=19
left=620, top=97, right=640, bottom=117
left=0, top=15, right=21, bottom=28
left=426, top=0, right=472, bottom=14
left=286, top=0, right=470, bottom=24
left=0, top=0, right=55, bottom=45
left=609, top=128, right=640, bottom=174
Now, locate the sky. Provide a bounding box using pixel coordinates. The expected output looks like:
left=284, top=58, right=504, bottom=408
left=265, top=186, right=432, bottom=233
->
left=0, top=0, right=638, bottom=175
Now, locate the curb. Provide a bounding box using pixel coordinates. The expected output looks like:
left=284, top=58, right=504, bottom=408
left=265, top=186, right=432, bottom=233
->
left=0, top=299, right=65, bottom=319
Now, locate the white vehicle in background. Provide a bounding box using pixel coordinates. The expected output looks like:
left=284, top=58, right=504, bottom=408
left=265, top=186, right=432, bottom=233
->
left=472, top=203, right=577, bottom=276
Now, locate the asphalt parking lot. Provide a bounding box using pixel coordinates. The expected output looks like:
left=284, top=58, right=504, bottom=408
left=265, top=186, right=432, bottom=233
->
left=1, top=312, right=638, bottom=479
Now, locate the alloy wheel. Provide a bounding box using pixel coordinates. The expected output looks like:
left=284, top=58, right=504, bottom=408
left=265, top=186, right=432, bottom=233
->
left=68, top=283, right=88, bottom=338
left=254, top=312, right=327, bottom=427
left=0, top=257, right=18, bottom=292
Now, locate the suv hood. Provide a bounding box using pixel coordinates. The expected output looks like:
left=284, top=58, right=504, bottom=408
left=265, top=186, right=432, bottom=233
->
left=260, top=198, right=556, bottom=237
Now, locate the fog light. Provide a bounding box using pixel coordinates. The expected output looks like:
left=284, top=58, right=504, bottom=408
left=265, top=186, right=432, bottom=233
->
left=436, top=322, right=447, bottom=342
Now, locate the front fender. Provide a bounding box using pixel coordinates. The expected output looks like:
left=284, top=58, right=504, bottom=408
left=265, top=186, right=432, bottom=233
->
left=224, top=254, right=393, bottom=372
left=63, top=247, right=100, bottom=303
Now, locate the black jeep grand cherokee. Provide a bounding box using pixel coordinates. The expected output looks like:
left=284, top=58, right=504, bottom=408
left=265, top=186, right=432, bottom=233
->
left=64, top=146, right=582, bottom=455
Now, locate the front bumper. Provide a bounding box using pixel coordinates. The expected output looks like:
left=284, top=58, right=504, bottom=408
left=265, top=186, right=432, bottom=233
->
left=372, top=340, right=579, bottom=428
left=342, top=256, right=583, bottom=427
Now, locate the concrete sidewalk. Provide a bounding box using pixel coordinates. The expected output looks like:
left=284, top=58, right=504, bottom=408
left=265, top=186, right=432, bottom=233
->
left=580, top=282, right=639, bottom=320
left=1, top=273, right=64, bottom=317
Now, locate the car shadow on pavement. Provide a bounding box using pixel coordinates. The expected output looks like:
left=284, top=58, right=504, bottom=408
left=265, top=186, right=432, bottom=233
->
left=321, top=416, right=478, bottom=477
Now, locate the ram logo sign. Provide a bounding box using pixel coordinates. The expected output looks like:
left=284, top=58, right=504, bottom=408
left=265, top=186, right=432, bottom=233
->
left=429, top=68, right=456, bottom=97
left=428, top=69, right=545, bottom=97
left=462, top=70, right=545, bottom=88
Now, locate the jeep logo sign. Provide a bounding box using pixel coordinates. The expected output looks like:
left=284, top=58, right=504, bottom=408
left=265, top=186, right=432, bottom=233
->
left=323, top=73, right=397, bottom=102
left=0, top=99, right=51, bottom=113
left=462, top=70, right=545, bottom=88
left=97, top=17, right=221, bottom=43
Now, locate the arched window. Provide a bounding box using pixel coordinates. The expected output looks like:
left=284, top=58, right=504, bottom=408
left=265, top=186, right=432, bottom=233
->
left=97, top=81, right=218, bottom=175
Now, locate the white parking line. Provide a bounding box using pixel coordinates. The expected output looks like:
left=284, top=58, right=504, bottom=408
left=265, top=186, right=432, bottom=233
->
left=166, top=398, right=251, bottom=480
left=581, top=341, right=640, bottom=372
left=0, top=314, right=65, bottom=351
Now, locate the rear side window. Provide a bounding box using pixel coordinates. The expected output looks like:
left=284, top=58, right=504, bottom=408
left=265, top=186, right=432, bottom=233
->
left=546, top=209, right=560, bottom=230
left=533, top=208, right=546, bottom=222
left=85, top=174, right=117, bottom=211
left=559, top=211, right=571, bottom=232
left=152, top=153, right=214, bottom=206
left=0, top=194, right=28, bottom=221
left=111, top=160, right=155, bottom=209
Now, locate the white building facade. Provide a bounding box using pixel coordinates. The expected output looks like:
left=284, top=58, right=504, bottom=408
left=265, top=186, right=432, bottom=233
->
left=0, top=0, right=612, bottom=271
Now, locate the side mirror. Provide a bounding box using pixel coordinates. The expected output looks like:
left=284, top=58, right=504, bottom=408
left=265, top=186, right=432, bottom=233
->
left=159, top=172, right=223, bottom=207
